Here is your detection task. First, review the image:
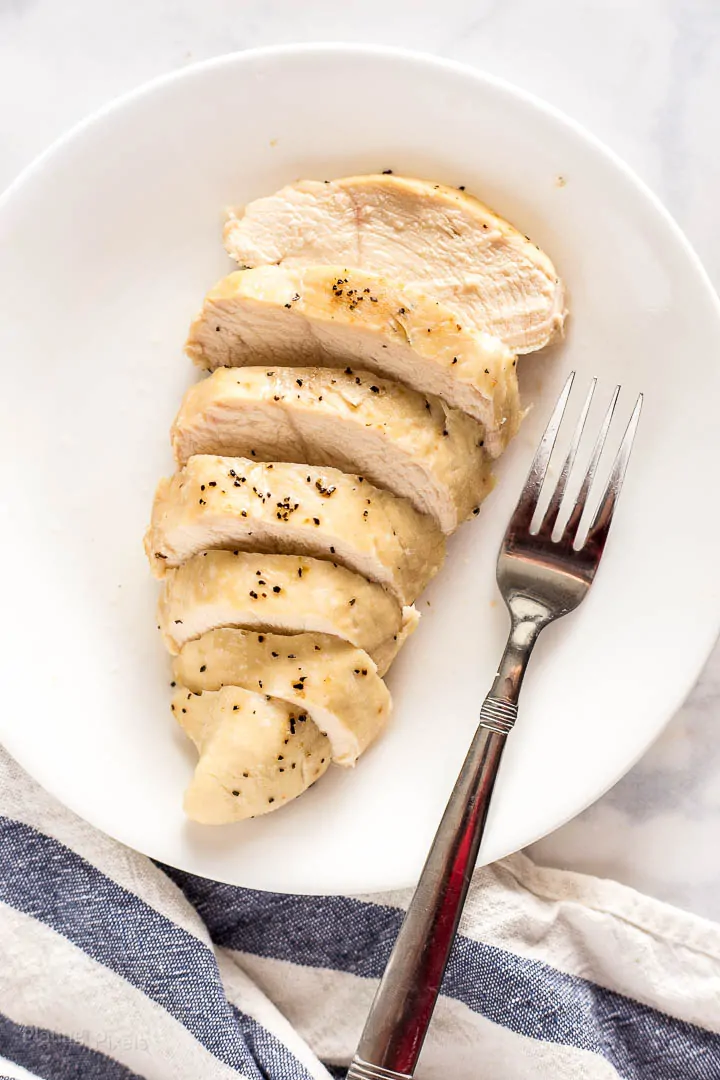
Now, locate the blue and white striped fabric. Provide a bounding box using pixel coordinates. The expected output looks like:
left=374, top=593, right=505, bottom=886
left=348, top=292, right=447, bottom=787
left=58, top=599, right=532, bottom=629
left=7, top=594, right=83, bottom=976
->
left=1, top=746, right=719, bottom=1080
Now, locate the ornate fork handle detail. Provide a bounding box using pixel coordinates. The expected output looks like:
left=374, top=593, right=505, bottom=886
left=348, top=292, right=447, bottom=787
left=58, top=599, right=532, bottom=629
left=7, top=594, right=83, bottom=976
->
left=347, top=1059, right=414, bottom=1080
left=478, top=696, right=518, bottom=735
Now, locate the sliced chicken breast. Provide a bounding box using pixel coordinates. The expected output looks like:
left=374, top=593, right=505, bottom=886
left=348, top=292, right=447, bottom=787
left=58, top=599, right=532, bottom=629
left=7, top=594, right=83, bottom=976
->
left=185, top=265, right=519, bottom=451
left=171, top=367, right=493, bottom=533
left=224, top=174, right=565, bottom=353
left=172, top=684, right=330, bottom=823
left=145, top=455, right=444, bottom=604
left=175, top=627, right=390, bottom=766
left=158, top=549, right=417, bottom=673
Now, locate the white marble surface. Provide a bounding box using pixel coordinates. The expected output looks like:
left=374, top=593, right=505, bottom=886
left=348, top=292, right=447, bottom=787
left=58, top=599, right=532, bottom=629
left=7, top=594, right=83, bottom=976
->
left=1, top=0, right=720, bottom=922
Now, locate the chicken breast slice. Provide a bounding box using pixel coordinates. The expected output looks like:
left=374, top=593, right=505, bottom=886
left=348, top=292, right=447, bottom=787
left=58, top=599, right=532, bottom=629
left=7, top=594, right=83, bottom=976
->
left=171, top=367, right=493, bottom=534
left=185, top=265, right=520, bottom=451
left=158, top=549, right=417, bottom=673
left=175, top=627, right=390, bottom=766
left=224, top=174, right=565, bottom=353
left=145, top=455, right=445, bottom=605
left=172, top=684, right=330, bottom=823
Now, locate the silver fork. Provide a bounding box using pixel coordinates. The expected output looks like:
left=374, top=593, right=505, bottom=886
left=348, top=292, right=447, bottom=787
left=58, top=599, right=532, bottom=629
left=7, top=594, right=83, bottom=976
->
left=347, top=372, right=643, bottom=1080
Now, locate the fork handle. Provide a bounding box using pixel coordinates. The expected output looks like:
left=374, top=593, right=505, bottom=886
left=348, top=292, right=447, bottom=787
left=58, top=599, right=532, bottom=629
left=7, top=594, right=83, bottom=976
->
left=348, top=610, right=543, bottom=1080
left=347, top=714, right=512, bottom=1080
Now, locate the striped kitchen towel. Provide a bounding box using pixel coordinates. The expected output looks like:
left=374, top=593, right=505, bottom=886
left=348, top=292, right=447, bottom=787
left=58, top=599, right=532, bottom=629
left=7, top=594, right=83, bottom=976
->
left=0, top=745, right=719, bottom=1080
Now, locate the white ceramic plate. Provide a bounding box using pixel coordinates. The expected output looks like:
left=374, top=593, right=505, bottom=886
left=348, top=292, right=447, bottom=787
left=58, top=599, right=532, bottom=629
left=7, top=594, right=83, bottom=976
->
left=1, top=45, right=719, bottom=895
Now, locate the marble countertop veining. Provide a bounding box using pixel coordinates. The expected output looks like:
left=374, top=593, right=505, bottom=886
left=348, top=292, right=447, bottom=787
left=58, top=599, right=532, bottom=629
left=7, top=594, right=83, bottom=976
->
left=1, top=0, right=720, bottom=920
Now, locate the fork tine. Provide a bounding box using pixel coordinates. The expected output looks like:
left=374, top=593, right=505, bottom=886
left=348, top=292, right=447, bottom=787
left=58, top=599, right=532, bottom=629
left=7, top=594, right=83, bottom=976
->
left=509, top=371, right=575, bottom=531
left=581, top=393, right=643, bottom=551
left=563, top=384, right=620, bottom=541
left=537, top=378, right=597, bottom=537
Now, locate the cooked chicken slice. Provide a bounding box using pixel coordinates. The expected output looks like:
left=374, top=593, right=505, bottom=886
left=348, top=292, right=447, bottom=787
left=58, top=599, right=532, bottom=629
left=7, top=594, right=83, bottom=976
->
left=185, top=266, right=519, bottom=449
left=171, top=368, right=493, bottom=533
left=172, top=684, right=330, bottom=823
left=145, top=455, right=444, bottom=604
left=223, top=174, right=565, bottom=353
left=175, top=628, right=390, bottom=766
left=158, top=549, right=417, bottom=674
